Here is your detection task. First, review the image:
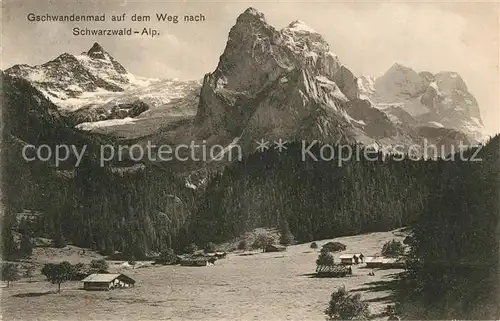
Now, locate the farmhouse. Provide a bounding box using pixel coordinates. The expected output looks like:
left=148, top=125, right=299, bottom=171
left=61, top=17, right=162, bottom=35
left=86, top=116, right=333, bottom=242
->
left=364, top=256, right=405, bottom=269
left=339, top=253, right=364, bottom=265
left=381, top=257, right=405, bottom=269
left=82, top=273, right=135, bottom=291
left=365, top=256, right=384, bottom=268
left=264, top=244, right=287, bottom=252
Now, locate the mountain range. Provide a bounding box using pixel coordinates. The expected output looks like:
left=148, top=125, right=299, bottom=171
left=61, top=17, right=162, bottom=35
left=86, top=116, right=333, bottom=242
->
left=3, top=7, right=485, bottom=168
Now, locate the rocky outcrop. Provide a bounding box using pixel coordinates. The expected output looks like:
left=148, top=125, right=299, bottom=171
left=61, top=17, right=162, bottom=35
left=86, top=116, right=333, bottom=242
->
left=109, top=100, right=150, bottom=119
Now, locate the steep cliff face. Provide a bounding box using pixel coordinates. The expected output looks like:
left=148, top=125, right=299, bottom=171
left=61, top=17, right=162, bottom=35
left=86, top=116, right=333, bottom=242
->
left=195, top=8, right=377, bottom=152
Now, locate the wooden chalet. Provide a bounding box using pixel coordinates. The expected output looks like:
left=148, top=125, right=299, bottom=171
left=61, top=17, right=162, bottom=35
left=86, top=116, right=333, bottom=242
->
left=365, top=256, right=405, bottom=269
left=82, top=273, right=135, bottom=291
left=339, top=253, right=364, bottom=265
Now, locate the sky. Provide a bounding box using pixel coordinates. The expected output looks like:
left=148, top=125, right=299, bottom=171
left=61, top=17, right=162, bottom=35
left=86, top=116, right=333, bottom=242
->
left=2, top=0, right=499, bottom=135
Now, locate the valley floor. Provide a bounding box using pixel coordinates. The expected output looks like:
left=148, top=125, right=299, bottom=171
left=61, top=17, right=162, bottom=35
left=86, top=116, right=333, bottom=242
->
left=1, top=230, right=405, bottom=321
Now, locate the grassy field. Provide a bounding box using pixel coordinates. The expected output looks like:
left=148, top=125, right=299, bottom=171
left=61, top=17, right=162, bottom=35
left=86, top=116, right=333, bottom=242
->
left=1, top=230, right=405, bottom=321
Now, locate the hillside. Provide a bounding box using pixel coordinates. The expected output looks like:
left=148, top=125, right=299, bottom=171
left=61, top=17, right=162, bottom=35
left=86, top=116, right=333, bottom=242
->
left=2, top=230, right=405, bottom=321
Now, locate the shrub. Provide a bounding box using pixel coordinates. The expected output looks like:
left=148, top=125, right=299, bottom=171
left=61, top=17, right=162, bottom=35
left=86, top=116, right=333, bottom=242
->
left=41, top=261, right=73, bottom=292
left=70, top=262, right=89, bottom=280
left=20, top=234, right=34, bottom=257
left=1, top=263, right=20, bottom=287
left=156, top=248, right=177, bottom=265
left=251, top=233, right=274, bottom=252
left=90, top=259, right=109, bottom=272
left=237, top=240, right=248, bottom=251
left=316, top=249, right=335, bottom=267
left=24, top=264, right=36, bottom=281
left=381, top=239, right=405, bottom=257
left=322, top=242, right=347, bottom=252
left=279, top=217, right=294, bottom=246
left=204, top=242, right=217, bottom=253
left=184, top=243, right=198, bottom=254
left=53, top=233, right=67, bottom=248
left=325, top=286, right=369, bottom=320
left=310, top=242, right=318, bottom=249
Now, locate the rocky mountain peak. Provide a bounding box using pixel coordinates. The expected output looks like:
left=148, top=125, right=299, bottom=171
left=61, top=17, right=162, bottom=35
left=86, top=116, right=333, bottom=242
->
left=196, top=8, right=364, bottom=145
left=81, top=42, right=127, bottom=75
left=52, top=52, right=79, bottom=63
left=238, top=7, right=266, bottom=22
left=86, top=42, right=107, bottom=59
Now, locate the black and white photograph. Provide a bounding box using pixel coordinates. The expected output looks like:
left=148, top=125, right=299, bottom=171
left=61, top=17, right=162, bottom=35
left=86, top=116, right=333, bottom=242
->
left=1, top=0, right=499, bottom=320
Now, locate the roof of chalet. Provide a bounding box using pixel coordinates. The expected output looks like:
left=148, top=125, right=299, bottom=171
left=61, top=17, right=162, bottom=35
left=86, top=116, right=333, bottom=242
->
left=339, top=253, right=364, bottom=259
left=365, top=256, right=384, bottom=263
left=365, top=256, right=404, bottom=264
left=81, top=273, right=135, bottom=284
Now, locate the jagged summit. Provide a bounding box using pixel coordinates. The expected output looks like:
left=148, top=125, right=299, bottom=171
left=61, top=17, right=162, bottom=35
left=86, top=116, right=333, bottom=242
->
left=242, top=7, right=264, bottom=17
left=86, top=42, right=107, bottom=59
left=285, top=20, right=317, bottom=34
left=386, top=62, right=418, bottom=75
left=79, top=42, right=128, bottom=75
left=196, top=7, right=364, bottom=147
left=237, top=7, right=266, bottom=23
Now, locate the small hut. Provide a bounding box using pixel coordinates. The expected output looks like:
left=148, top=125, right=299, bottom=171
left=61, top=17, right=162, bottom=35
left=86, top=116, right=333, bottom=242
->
left=82, top=273, right=135, bottom=291
left=339, top=253, right=364, bottom=265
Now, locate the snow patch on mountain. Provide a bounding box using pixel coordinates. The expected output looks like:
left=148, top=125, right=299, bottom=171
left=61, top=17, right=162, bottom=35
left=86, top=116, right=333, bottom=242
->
left=76, top=117, right=137, bottom=131
left=427, top=121, right=444, bottom=128
left=5, top=43, right=201, bottom=127
left=286, top=20, right=317, bottom=33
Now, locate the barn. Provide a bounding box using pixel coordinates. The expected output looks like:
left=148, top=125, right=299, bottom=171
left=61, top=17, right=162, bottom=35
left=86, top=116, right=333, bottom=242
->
left=82, top=273, right=135, bottom=291
left=364, top=256, right=405, bottom=269
left=365, top=256, right=384, bottom=268
left=381, top=257, right=405, bottom=269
